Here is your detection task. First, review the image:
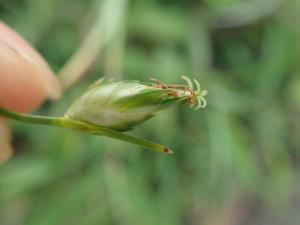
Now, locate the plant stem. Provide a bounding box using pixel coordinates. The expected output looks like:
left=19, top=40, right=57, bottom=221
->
left=0, top=107, right=172, bottom=154
left=58, top=0, right=128, bottom=90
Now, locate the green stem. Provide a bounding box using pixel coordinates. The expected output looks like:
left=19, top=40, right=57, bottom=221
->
left=58, top=0, right=128, bottom=90
left=0, top=107, right=172, bottom=154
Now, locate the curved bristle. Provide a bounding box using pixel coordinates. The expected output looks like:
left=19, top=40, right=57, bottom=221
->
left=181, top=76, right=194, bottom=89
left=201, top=89, right=208, bottom=96
left=199, top=96, right=207, bottom=108
left=194, top=98, right=201, bottom=110
left=193, top=96, right=207, bottom=110
left=193, top=78, right=200, bottom=92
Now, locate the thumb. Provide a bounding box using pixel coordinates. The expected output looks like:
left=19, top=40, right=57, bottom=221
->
left=0, top=21, right=61, bottom=112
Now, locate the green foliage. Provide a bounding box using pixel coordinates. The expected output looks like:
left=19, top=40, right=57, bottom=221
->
left=1, top=0, right=300, bottom=224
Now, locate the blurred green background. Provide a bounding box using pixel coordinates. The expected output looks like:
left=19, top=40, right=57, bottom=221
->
left=1, top=0, right=300, bottom=224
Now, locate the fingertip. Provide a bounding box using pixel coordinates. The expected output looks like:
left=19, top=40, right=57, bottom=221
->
left=0, top=21, right=62, bottom=112
left=0, top=41, right=45, bottom=112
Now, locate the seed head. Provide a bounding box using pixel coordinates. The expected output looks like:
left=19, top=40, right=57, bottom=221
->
left=65, top=77, right=207, bottom=131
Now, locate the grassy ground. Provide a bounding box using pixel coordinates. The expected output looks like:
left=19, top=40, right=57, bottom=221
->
left=1, top=0, right=300, bottom=224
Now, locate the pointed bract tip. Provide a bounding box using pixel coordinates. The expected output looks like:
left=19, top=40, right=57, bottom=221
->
left=163, top=147, right=174, bottom=154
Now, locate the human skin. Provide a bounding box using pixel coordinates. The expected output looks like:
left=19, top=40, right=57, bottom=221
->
left=0, top=21, right=61, bottom=162
left=0, top=21, right=61, bottom=112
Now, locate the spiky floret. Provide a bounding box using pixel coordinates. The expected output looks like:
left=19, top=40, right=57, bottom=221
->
left=151, top=76, right=207, bottom=110
left=65, top=77, right=207, bottom=131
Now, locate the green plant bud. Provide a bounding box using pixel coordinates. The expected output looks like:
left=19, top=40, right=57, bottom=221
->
left=65, top=76, right=207, bottom=131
